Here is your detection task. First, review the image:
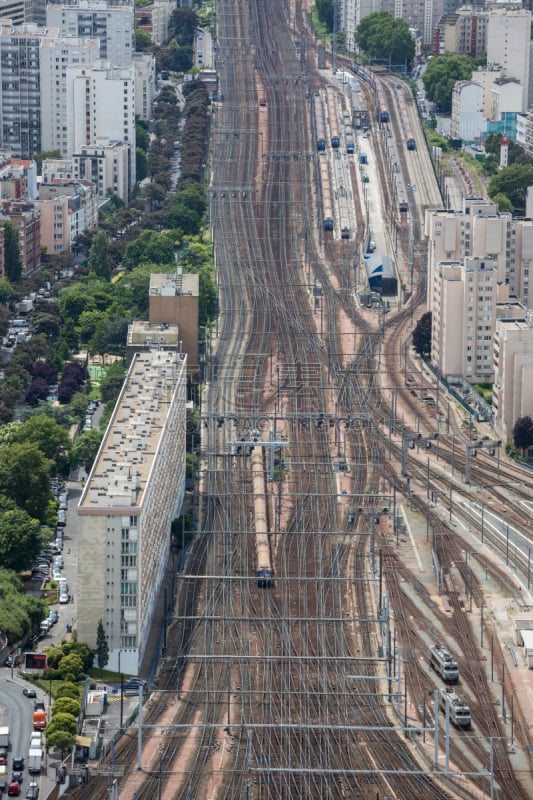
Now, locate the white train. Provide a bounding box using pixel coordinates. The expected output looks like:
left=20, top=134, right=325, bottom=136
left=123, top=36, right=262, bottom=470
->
left=251, top=447, right=273, bottom=588
left=440, top=690, right=471, bottom=729
left=429, top=643, right=459, bottom=683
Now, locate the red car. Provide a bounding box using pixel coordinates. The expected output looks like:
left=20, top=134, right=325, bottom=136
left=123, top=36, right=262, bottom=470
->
left=8, top=781, right=21, bottom=796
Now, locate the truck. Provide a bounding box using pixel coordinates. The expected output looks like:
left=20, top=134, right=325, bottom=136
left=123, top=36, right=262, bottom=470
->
left=0, top=727, right=9, bottom=747
left=0, top=765, right=6, bottom=791
left=28, top=747, right=42, bottom=774
left=32, top=709, right=46, bottom=731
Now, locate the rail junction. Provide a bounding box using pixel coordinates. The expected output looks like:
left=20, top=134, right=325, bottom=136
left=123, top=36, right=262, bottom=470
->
left=71, top=0, right=533, bottom=798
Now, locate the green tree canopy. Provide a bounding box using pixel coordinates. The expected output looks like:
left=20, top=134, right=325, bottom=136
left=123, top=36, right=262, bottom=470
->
left=412, top=311, right=432, bottom=357
left=512, top=415, right=533, bottom=452
left=70, top=429, right=104, bottom=472
left=11, top=415, right=70, bottom=470
left=422, top=54, right=475, bottom=113
left=0, top=509, right=42, bottom=571
left=88, top=230, right=111, bottom=281
left=46, top=711, right=78, bottom=735
left=356, top=12, right=415, bottom=68
left=45, top=730, right=75, bottom=755
left=51, top=697, right=81, bottom=718
left=57, top=652, right=84, bottom=680
left=135, top=27, right=151, bottom=51
left=0, top=442, right=52, bottom=520
left=54, top=682, right=81, bottom=701
left=488, top=164, right=533, bottom=213
left=100, top=361, right=126, bottom=405
left=96, top=619, right=109, bottom=674
left=123, top=230, right=176, bottom=269
left=4, top=221, right=22, bottom=283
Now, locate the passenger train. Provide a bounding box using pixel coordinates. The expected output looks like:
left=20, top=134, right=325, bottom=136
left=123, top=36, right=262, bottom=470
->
left=376, top=84, right=389, bottom=123
left=319, top=155, right=334, bottom=231
left=395, top=84, right=416, bottom=151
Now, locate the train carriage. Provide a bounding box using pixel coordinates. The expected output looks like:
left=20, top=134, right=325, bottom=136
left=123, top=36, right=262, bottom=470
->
left=326, top=86, right=340, bottom=148
left=251, top=447, right=273, bottom=588
left=319, top=155, right=334, bottom=231
left=429, top=643, right=459, bottom=683
left=314, top=93, right=326, bottom=151
left=395, top=85, right=416, bottom=151
left=376, top=84, right=389, bottom=123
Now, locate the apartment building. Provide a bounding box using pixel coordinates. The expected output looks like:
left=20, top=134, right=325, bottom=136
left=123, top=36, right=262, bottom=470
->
left=73, top=139, right=132, bottom=205
left=148, top=272, right=199, bottom=370
left=0, top=153, right=37, bottom=200
left=450, top=81, right=484, bottom=141
left=431, top=256, right=501, bottom=382
left=493, top=312, right=533, bottom=441
left=435, top=8, right=489, bottom=57
left=0, top=199, right=40, bottom=274
left=77, top=349, right=187, bottom=676
left=487, top=6, right=531, bottom=112
left=67, top=62, right=136, bottom=190
left=133, top=53, right=156, bottom=122
left=40, top=36, right=100, bottom=157
left=46, top=0, right=134, bottom=68
left=36, top=179, right=97, bottom=252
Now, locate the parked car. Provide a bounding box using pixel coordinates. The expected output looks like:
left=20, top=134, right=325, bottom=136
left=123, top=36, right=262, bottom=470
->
left=54, top=556, right=64, bottom=569
left=22, top=687, right=37, bottom=698
left=123, top=678, right=148, bottom=694
left=59, top=593, right=68, bottom=604
left=52, top=568, right=61, bottom=580
left=4, top=655, right=20, bottom=667
left=49, top=610, right=58, bottom=623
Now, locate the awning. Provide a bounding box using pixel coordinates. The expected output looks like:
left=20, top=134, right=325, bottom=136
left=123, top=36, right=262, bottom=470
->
left=75, top=736, right=92, bottom=747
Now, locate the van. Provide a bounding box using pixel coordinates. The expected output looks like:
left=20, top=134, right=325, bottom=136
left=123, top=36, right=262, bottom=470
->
left=32, top=710, right=46, bottom=731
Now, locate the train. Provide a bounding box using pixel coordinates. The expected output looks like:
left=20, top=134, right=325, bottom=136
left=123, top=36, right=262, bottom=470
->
left=376, top=84, right=389, bottom=123
left=326, top=86, right=340, bottom=148
left=251, top=446, right=274, bottom=588
left=319, top=155, right=334, bottom=231
left=332, top=153, right=351, bottom=239
left=439, top=690, right=471, bottom=730
left=395, top=84, right=416, bottom=151
left=429, top=643, right=459, bottom=683
left=345, top=131, right=355, bottom=154
left=314, top=93, right=326, bottom=151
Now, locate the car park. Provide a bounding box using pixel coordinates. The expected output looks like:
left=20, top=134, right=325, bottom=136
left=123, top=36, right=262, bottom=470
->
left=22, top=687, right=37, bottom=698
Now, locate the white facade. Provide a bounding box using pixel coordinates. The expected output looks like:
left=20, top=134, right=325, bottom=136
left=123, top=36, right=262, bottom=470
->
left=431, top=256, right=499, bottom=381
left=67, top=61, right=136, bottom=189
left=487, top=7, right=531, bottom=113
left=150, top=0, right=174, bottom=47
left=490, top=77, right=523, bottom=118
left=450, top=81, right=485, bottom=141
left=133, top=53, right=156, bottom=122
left=46, top=1, right=134, bottom=67
left=73, top=139, right=131, bottom=205
left=472, top=67, right=503, bottom=119
left=77, top=350, right=187, bottom=676
left=493, top=314, right=533, bottom=442
left=40, top=36, right=100, bottom=157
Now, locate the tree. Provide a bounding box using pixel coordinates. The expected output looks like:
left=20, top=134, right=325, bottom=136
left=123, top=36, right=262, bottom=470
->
left=136, top=148, right=148, bottom=182
left=4, top=221, right=22, bottom=283
left=512, top=415, right=533, bottom=453
left=316, top=0, right=333, bottom=31
left=488, top=164, right=533, bottom=214
left=89, top=314, right=129, bottom=357
left=51, top=697, right=81, bottom=718
left=100, top=361, right=126, bottom=405
left=46, top=711, right=78, bottom=735
left=124, top=230, right=176, bottom=269
left=57, top=652, right=84, bottom=680
left=87, top=230, right=111, bottom=281
left=70, top=429, right=104, bottom=472
left=45, top=730, right=75, bottom=756
left=0, top=509, right=42, bottom=570
left=13, top=415, right=70, bottom=467
left=25, top=378, right=50, bottom=406
left=54, top=682, right=81, bottom=701
left=96, top=619, right=109, bottom=675
left=135, top=27, right=151, bottom=51
left=0, top=442, right=52, bottom=521
left=412, top=311, right=432, bottom=357
left=422, top=54, right=475, bottom=114
left=356, top=12, right=415, bottom=69
left=0, top=278, right=12, bottom=305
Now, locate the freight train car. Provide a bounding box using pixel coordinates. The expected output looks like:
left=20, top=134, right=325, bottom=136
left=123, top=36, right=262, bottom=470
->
left=314, top=93, right=326, bottom=151
left=326, top=86, right=340, bottom=148
left=251, top=447, right=273, bottom=588
left=319, top=155, right=334, bottom=231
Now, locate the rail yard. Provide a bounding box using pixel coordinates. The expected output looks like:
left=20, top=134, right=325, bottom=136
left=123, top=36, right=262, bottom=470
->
left=71, top=0, right=533, bottom=798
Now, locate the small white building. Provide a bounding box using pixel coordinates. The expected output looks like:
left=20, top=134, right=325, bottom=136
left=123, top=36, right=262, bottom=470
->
left=493, top=312, right=533, bottom=442
left=514, top=620, right=533, bottom=668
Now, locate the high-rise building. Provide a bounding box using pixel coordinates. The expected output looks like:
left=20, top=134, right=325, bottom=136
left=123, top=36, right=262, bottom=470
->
left=487, top=6, right=531, bottom=112
left=40, top=36, right=100, bottom=156
left=77, top=350, right=187, bottom=676
left=67, top=61, right=136, bottom=189
left=46, top=0, right=134, bottom=67
left=73, top=139, right=132, bottom=204
left=493, top=312, right=533, bottom=440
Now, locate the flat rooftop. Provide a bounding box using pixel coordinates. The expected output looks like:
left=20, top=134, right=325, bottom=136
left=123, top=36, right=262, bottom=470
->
left=127, top=320, right=181, bottom=347
left=79, top=350, right=185, bottom=513
left=149, top=272, right=199, bottom=297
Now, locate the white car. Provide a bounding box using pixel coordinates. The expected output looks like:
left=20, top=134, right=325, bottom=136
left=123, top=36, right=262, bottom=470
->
left=59, top=593, right=68, bottom=604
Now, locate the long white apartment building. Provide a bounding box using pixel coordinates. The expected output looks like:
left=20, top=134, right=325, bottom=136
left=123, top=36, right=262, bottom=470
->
left=67, top=60, right=136, bottom=188
left=431, top=256, right=503, bottom=382
left=40, top=36, right=100, bottom=156
left=493, top=311, right=533, bottom=441
left=77, top=350, right=187, bottom=676
left=46, top=0, right=134, bottom=68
